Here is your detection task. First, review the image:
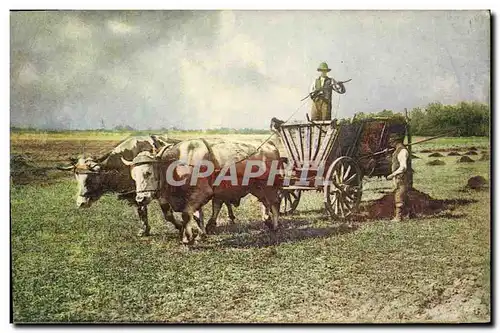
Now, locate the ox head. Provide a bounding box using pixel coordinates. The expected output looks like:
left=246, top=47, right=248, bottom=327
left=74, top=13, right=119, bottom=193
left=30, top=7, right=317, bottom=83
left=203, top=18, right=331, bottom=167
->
left=57, top=153, right=109, bottom=208
left=121, top=151, right=163, bottom=206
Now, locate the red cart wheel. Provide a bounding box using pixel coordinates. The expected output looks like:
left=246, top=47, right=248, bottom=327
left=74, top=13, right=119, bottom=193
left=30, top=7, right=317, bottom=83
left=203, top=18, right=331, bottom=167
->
left=324, top=156, right=363, bottom=219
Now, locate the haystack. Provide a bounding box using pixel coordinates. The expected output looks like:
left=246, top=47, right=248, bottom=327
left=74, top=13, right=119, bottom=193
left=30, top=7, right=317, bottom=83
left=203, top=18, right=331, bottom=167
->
left=466, top=176, right=488, bottom=190
left=457, top=156, right=474, bottom=163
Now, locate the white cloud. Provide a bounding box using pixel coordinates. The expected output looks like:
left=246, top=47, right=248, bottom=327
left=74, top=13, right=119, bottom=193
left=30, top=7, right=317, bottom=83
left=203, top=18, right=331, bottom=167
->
left=107, top=20, right=138, bottom=35
left=432, top=74, right=461, bottom=103
left=59, top=16, right=93, bottom=41
left=171, top=10, right=308, bottom=128
left=17, top=62, right=39, bottom=86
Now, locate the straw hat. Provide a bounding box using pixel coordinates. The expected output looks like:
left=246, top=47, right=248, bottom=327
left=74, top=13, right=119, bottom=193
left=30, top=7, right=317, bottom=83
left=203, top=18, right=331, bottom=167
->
left=317, top=62, right=332, bottom=72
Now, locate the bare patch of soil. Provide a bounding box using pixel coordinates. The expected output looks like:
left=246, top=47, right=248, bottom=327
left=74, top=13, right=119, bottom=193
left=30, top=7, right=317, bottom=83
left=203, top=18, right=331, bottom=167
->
left=357, top=189, right=474, bottom=220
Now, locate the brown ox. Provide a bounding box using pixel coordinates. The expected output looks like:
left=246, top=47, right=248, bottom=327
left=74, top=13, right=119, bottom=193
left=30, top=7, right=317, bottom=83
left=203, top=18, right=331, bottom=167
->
left=122, top=139, right=282, bottom=244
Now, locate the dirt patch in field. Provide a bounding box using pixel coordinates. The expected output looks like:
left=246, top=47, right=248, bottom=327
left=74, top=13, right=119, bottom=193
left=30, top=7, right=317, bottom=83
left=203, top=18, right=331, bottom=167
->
left=447, top=151, right=461, bottom=156
left=421, top=276, right=490, bottom=323
left=424, top=293, right=489, bottom=322
left=357, top=189, right=475, bottom=221
left=11, top=139, right=119, bottom=164
left=457, top=156, right=475, bottom=163
left=10, top=154, right=50, bottom=185
left=10, top=139, right=121, bottom=185
left=420, top=149, right=432, bottom=153
left=411, top=154, right=420, bottom=159
left=428, top=152, right=444, bottom=157
left=427, top=159, right=445, bottom=166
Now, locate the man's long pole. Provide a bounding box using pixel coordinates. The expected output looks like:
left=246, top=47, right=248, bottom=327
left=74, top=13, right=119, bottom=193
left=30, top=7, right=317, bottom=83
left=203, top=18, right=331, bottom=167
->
left=405, top=108, right=413, bottom=188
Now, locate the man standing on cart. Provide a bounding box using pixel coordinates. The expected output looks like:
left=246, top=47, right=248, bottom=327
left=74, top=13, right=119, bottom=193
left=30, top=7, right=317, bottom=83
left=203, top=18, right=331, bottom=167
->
left=310, top=62, right=347, bottom=121
left=386, top=133, right=414, bottom=222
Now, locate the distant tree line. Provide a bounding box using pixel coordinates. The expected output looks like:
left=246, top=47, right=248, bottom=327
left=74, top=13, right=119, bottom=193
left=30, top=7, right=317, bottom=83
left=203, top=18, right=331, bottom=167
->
left=11, top=101, right=490, bottom=137
left=10, top=126, right=271, bottom=135
left=352, top=101, right=490, bottom=137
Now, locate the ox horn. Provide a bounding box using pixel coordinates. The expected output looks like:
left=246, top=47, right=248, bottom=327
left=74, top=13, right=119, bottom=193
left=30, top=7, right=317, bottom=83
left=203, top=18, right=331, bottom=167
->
left=88, top=163, right=101, bottom=172
left=155, top=145, right=171, bottom=159
left=121, top=156, right=134, bottom=166
left=95, top=152, right=111, bottom=163
left=56, top=164, right=75, bottom=171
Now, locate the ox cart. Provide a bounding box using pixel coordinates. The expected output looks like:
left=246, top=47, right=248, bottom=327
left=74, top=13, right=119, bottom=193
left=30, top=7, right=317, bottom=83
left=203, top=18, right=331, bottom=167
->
left=270, top=116, right=409, bottom=219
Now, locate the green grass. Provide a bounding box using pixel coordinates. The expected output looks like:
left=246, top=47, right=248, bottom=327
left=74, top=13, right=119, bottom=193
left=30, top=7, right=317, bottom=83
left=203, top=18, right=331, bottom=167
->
left=11, top=137, right=490, bottom=323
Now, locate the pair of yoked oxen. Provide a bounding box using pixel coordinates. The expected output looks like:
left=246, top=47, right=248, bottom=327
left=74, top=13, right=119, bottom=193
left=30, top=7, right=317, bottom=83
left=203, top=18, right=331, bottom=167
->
left=59, top=135, right=283, bottom=244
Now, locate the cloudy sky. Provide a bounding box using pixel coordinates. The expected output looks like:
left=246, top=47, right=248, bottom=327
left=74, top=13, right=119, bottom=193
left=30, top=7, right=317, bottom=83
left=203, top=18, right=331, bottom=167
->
left=10, top=10, right=490, bottom=130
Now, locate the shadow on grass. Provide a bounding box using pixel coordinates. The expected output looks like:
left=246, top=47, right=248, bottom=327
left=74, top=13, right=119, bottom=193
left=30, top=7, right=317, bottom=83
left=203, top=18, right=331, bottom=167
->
left=290, top=208, right=326, bottom=215
left=208, top=218, right=358, bottom=249
left=144, top=192, right=478, bottom=249
left=209, top=215, right=325, bottom=235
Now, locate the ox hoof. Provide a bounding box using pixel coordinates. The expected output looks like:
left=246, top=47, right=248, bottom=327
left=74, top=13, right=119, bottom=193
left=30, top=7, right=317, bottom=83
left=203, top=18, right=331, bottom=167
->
left=264, top=220, right=273, bottom=229
left=181, top=237, right=196, bottom=245
left=205, top=224, right=216, bottom=235
left=181, top=231, right=197, bottom=245
left=264, top=220, right=279, bottom=231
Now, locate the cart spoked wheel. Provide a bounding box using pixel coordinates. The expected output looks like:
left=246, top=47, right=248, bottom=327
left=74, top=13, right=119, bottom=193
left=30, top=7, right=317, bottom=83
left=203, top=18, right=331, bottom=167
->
left=324, top=156, right=363, bottom=219
left=278, top=189, right=301, bottom=215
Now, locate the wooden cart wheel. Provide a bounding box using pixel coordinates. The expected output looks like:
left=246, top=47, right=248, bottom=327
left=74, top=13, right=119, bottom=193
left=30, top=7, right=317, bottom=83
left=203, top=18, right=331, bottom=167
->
left=324, top=156, right=363, bottom=219
left=278, top=189, right=301, bottom=215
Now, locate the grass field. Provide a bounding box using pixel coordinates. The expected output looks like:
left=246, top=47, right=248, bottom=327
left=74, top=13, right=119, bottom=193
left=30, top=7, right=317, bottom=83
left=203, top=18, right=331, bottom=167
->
left=10, top=132, right=490, bottom=323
